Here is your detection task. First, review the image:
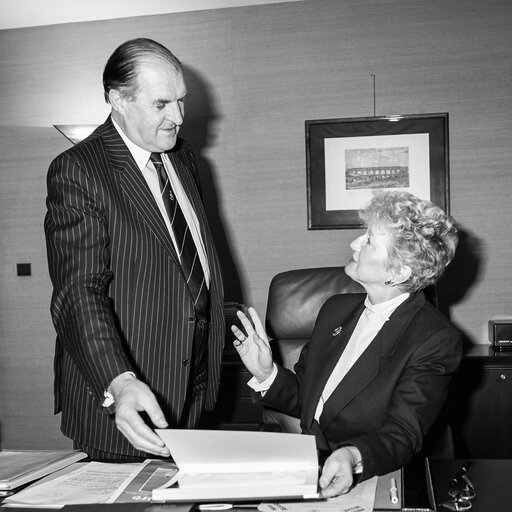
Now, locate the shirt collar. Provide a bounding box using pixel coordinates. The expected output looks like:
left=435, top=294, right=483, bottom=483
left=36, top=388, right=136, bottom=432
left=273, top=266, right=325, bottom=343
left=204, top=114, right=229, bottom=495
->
left=364, top=292, right=410, bottom=321
left=111, top=117, right=151, bottom=171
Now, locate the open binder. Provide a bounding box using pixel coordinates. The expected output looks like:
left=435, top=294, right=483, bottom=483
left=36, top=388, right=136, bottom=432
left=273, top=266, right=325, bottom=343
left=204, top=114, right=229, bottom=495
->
left=152, top=430, right=320, bottom=502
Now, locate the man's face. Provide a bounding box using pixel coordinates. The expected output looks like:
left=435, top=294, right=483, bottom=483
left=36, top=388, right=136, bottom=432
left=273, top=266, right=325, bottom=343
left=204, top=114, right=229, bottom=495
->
left=114, top=60, right=187, bottom=152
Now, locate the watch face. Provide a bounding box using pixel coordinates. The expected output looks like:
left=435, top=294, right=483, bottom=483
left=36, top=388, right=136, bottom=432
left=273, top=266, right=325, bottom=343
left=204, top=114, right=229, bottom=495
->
left=102, top=391, right=115, bottom=407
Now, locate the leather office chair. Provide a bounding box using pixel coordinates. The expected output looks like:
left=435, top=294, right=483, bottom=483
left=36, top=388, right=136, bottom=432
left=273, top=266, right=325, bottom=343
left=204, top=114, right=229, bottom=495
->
left=263, top=266, right=454, bottom=458
left=264, top=266, right=363, bottom=432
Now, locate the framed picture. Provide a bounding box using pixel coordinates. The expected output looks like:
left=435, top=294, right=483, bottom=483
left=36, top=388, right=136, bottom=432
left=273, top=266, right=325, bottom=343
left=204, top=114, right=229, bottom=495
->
left=306, top=113, right=449, bottom=229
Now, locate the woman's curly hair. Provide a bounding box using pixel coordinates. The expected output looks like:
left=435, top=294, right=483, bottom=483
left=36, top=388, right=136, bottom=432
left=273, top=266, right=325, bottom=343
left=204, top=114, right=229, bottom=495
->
left=360, top=191, right=458, bottom=293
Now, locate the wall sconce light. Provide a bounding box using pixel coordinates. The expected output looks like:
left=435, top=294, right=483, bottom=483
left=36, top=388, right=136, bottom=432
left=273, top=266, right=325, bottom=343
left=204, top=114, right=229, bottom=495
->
left=53, top=124, right=98, bottom=145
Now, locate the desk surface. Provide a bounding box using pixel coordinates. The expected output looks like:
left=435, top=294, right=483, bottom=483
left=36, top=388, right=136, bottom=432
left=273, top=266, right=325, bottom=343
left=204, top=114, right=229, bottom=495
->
left=3, top=460, right=511, bottom=512
left=430, top=459, right=512, bottom=512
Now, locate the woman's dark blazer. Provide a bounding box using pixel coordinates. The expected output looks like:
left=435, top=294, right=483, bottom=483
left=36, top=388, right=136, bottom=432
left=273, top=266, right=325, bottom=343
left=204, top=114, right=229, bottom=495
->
left=260, top=291, right=462, bottom=481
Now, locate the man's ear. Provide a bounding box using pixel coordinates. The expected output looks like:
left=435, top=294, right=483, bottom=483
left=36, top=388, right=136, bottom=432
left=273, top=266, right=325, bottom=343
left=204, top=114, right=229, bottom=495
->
left=108, top=89, right=125, bottom=114
left=393, top=265, right=412, bottom=285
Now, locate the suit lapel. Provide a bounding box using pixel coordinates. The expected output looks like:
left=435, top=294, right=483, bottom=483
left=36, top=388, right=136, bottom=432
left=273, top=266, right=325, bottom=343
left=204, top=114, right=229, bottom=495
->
left=317, top=292, right=427, bottom=430
left=100, top=119, right=180, bottom=265
left=302, top=300, right=365, bottom=429
left=100, top=119, right=222, bottom=307
left=318, top=332, right=381, bottom=429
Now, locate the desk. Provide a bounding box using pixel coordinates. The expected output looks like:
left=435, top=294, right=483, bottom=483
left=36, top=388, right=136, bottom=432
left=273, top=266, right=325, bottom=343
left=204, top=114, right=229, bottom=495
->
left=1, top=471, right=400, bottom=511
left=430, top=459, right=512, bottom=512
left=3, top=460, right=511, bottom=511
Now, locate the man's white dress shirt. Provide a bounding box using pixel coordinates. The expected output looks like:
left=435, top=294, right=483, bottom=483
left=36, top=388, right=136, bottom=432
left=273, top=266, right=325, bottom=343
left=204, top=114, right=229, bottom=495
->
left=112, top=118, right=210, bottom=286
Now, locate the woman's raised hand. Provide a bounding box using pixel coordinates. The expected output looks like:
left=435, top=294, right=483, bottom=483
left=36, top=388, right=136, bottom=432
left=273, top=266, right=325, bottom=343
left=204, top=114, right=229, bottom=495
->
left=231, top=307, right=274, bottom=382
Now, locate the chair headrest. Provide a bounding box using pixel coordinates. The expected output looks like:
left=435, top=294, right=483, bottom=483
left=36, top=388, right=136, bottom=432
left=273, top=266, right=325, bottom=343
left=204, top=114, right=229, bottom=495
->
left=265, top=267, right=364, bottom=339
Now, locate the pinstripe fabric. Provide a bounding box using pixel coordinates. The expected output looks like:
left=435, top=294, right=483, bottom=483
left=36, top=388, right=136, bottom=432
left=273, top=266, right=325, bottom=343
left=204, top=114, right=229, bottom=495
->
left=44, top=116, right=225, bottom=458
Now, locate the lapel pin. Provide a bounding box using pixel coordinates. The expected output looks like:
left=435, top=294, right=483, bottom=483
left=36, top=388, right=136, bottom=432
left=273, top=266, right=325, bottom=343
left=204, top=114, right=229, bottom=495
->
left=332, top=326, right=343, bottom=336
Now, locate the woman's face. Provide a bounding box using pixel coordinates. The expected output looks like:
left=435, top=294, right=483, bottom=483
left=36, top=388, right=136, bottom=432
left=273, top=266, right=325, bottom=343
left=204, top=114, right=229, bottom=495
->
left=345, top=224, right=394, bottom=289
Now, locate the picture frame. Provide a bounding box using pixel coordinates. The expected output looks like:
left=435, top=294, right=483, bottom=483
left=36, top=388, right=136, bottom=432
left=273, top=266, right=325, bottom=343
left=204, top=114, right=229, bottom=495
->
left=306, top=113, right=450, bottom=229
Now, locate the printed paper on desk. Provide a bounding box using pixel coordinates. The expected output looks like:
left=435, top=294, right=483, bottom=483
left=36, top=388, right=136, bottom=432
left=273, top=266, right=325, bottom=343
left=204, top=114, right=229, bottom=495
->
left=258, top=476, right=378, bottom=512
left=153, top=430, right=320, bottom=502
left=2, top=461, right=141, bottom=508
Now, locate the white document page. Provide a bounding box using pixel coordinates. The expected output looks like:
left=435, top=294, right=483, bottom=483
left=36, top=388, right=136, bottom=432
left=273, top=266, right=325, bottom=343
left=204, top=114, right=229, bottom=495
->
left=156, top=429, right=318, bottom=473
left=153, top=430, right=320, bottom=501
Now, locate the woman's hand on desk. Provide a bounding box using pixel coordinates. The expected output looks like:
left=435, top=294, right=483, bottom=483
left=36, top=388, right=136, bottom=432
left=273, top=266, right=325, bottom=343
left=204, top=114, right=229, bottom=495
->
left=319, top=446, right=362, bottom=498
left=231, top=307, right=274, bottom=382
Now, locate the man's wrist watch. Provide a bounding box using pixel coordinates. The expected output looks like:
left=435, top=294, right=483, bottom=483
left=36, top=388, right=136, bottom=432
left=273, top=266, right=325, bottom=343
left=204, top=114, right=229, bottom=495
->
left=352, top=459, right=363, bottom=474
left=102, top=371, right=136, bottom=407
left=102, top=390, right=115, bottom=408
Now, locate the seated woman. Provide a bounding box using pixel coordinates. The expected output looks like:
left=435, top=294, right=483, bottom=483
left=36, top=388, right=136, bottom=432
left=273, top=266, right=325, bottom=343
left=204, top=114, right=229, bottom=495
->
left=232, top=191, right=462, bottom=498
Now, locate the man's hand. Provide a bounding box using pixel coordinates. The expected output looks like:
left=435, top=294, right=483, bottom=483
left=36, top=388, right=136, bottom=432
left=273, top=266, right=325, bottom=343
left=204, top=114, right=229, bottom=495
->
left=319, top=446, right=362, bottom=498
left=109, top=373, right=170, bottom=457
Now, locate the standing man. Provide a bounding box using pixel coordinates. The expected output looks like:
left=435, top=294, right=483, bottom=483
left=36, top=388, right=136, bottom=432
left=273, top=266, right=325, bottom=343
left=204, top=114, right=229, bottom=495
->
left=44, top=38, right=224, bottom=461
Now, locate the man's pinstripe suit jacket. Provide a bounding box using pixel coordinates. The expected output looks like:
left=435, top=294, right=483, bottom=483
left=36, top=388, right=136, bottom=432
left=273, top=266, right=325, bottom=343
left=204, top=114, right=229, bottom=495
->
left=44, top=116, right=225, bottom=457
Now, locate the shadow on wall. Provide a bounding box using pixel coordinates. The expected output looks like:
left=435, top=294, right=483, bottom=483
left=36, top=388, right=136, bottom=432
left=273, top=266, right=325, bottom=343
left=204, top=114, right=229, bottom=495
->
left=436, top=226, right=483, bottom=344
left=179, top=65, right=243, bottom=304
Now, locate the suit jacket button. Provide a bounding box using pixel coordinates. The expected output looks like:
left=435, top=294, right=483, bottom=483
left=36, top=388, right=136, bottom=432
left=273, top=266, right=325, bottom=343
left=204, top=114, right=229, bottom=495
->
left=182, top=359, right=190, bottom=367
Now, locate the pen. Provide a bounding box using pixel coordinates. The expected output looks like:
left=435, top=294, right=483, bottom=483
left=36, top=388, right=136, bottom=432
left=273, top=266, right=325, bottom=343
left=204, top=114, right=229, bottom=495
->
left=198, top=504, right=258, bottom=510
left=390, top=477, right=398, bottom=504
left=198, top=505, right=234, bottom=511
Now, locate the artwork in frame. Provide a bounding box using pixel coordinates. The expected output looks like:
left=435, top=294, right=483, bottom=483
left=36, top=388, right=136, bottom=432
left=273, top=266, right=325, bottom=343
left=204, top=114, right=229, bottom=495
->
left=305, top=113, right=450, bottom=229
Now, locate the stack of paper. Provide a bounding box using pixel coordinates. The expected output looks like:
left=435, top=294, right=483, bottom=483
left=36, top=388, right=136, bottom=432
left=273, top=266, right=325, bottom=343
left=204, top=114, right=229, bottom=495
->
left=1, top=461, right=142, bottom=508
left=0, top=450, right=87, bottom=494
left=152, top=430, right=320, bottom=502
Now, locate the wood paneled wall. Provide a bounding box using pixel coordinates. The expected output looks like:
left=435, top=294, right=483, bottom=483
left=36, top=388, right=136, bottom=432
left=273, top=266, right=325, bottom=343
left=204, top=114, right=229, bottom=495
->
left=1, top=0, right=511, bottom=448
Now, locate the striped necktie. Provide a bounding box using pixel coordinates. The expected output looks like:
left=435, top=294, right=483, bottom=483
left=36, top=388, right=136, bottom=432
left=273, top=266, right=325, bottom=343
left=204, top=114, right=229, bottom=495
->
left=150, top=152, right=209, bottom=315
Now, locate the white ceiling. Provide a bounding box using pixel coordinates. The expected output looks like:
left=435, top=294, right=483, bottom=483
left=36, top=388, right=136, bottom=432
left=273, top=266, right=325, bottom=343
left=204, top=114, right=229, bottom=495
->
left=0, top=0, right=304, bottom=30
